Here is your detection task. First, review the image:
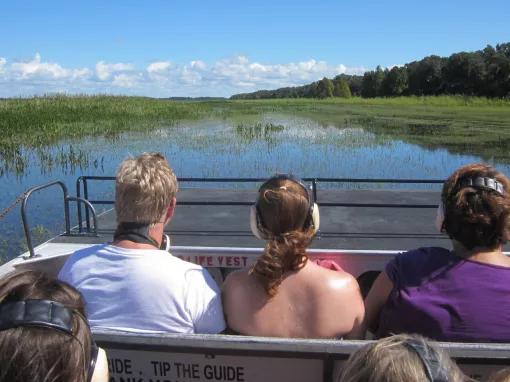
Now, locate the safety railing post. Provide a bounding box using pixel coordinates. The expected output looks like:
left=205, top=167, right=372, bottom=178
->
left=21, top=181, right=70, bottom=258
left=84, top=178, right=90, bottom=231
left=76, top=177, right=83, bottom=233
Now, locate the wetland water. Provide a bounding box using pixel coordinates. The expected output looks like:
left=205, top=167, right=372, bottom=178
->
left=1, top=113, right=510, bottom=261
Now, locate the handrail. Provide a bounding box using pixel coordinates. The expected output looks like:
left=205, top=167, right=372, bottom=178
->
left=21, top=181, right=69, bottom=258
left=21, top=181, right=98, bottom=258
left=68, top=196, right=99, bottom=235
left=76, top=175, right=444, bottom=211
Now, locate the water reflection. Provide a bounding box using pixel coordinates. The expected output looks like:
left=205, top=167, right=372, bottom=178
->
left=1, top=114, right=510, bottom=261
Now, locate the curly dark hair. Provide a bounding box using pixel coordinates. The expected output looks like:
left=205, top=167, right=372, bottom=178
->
left=250, top=177, right=315, bottom=296
left=442, top=163, right=510, bottom=250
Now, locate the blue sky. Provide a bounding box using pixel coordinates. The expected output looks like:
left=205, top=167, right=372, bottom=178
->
left=1, top=0, right=509, bottom=97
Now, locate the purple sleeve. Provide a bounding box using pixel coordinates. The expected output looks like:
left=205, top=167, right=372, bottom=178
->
left=385, top=253, right=403, bottom=289
left=384, top=248, right=444, bottom=289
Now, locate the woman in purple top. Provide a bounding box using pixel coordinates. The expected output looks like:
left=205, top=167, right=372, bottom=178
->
left=365, top=163, right=510, bottom=342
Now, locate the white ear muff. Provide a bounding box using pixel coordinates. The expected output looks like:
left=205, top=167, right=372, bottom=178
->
left=435, top=203, right=445, bottom=233
left=311, top=203, right=320, bottom=234
left=161, top=234, right=171, bottom=251
left=250, top=205, right=267, bottom=240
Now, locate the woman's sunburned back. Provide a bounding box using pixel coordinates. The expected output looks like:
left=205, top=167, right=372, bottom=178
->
left=223, top=260, right=364, bottom=338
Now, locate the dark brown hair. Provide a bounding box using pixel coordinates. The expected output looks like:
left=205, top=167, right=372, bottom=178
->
left=250, top=177, right=314, bottom=296
left=442, top=163, right=510, bottom=250
left=0, top=270, right=93, bottom=382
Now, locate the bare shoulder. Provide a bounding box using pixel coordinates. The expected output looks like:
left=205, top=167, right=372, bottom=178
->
left=222, top=268, right=254, bottom=303
left=223, top=268, right=250, bottom=291
left=311, top=262, right=360, bottom=295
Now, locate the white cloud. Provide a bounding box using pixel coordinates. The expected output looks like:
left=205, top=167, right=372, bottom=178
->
left=190, top=60, right=206, bottom=70
left=9, top=53, right=90, bottom=80
left=147, top=61, right=172, bottom=73
left=112, top=73, right=138, bottom=88
left=0, top=53, right=367, bottom=97
left=95, top=61, right=133, bottom=81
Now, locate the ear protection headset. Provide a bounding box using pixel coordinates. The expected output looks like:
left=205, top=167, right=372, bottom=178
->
left=114, top=222, right=171, bottom=251
left=402, top=339, right=449, bottom=382
left=435, top=176, right=505, bottom=232
left=250, top=174, right=320, bottom=240
left=0, top=299, right=98, bottom=382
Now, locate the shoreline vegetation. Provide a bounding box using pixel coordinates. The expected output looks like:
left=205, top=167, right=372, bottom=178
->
left=1, top=95, right=510, bottom=176
left=231, top=42, right=510, bottom=100
left=0, top=95, right=509, bottom=261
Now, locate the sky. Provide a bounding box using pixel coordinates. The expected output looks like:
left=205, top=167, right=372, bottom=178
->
left=0, top=1, right=509, bottom=98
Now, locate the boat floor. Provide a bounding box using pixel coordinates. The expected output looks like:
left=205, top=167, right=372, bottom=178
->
left=51, top=188, right=451, bottom=251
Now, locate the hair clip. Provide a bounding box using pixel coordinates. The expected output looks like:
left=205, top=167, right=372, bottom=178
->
left=460, top=177, right=505, bottom=195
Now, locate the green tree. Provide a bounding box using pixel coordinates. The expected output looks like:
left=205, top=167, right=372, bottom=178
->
left=316, top=77, right=334, bottom=98
left=333, top=79, right=352, bottom=98
left=335, top=74, right=363, bottom=96
left=406, top=55, right=446, bottom=95
left=442, top=52, right=487, bottom=95
left=381, top=66, right=408, bottom=96
left=361, top=66, right=385, bottom=98
left=481, top=43, right=510, bottom=97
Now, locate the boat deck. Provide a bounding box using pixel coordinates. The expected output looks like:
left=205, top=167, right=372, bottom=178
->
left=51, top=188, right=451, bottom=251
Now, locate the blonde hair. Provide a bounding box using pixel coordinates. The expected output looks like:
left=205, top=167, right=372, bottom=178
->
left=488, top=369, right=510, bottom=382
left=115, top=152, right=178, bottom=224
left=339, top=334, right=467, bottom=382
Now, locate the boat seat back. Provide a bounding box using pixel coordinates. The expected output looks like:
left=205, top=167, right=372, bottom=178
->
left=94, top=330, right=510, bottom=382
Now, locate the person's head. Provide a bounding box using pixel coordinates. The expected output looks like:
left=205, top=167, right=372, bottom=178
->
left=249, top=174, right=320, bottom=296
left=488, top=368, right=510, bottom=382
left=115, top=152, right=178, bottom=225
left=438, top=163, right=510, bottom=250
left=339, top=334, right=466, bottom=382
left=0, top=270, right=98, bottom=382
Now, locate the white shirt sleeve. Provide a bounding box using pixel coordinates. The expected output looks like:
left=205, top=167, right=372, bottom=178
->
left=184, top=268, right=226, bottom=334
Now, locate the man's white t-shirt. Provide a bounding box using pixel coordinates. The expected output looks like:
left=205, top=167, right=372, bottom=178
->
left=58, top=244, right=225, bottom=334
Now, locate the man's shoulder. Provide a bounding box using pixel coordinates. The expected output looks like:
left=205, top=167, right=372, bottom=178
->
left=60, top=244, right=109, bottom=269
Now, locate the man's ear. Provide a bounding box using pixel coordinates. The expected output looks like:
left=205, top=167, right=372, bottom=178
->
left=165, top=197, right=177, bottom=224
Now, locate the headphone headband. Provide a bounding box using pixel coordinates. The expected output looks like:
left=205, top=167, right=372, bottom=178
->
left=0, top=299, right=98, bottom=382
left=258, top=173, right=313, bottom=200
left=0, top=299, right=74, bottom=334
left=460, top=177, right=505, bottom=195
left=402, top=339, right=449, bottom=382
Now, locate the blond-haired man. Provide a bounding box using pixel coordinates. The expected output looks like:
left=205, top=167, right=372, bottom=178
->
left=59, top=153, right=225, bottom=334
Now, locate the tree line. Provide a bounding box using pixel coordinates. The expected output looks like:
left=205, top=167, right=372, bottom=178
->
left=230, top=42, right=510, bottom=99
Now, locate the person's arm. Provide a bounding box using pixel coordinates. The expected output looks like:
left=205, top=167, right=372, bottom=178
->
left=91, top=348, right=109, bottom=382
left=363, top=271, right=394, bottom=335
left=343, top=282, right=366, bottom=340
left=185, top=268, right=226, bottom=334
left=327, top=272, right=366, bottom=339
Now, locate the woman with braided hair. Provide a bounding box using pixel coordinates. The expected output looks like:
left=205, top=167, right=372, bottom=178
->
left=222, top=174, right=364, bottom=338
left=365, top=163, right=510, bottom=342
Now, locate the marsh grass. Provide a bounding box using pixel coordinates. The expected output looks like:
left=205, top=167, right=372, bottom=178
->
left=1, top=95, right=510, bottom=176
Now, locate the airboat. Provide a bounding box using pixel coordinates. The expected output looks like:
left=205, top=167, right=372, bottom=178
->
left=1, top=176, right=508, bottom=382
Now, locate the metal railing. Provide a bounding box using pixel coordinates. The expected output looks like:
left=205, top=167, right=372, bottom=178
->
left=21, top=181, right=98, bottom=258
left=75, top=176, right=444, bottom=231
